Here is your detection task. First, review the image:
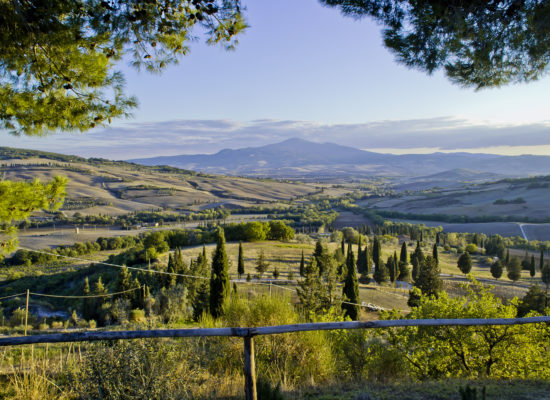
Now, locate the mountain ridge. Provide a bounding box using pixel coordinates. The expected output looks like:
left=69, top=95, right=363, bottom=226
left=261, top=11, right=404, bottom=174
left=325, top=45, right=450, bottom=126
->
left=129, top=138, right=550, bottom=179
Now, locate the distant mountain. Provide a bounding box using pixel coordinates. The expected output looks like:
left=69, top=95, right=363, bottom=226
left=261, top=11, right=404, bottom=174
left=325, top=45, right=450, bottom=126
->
left=129, top=138, right=550, bottom=179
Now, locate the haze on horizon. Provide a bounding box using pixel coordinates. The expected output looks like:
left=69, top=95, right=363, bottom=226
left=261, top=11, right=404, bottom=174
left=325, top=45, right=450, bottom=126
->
left=1, top=0, right=549, bottom=159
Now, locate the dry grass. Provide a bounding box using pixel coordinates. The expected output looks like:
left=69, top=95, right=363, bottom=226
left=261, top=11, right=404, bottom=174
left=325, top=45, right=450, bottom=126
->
left=2, top=159, right=318, bottom=216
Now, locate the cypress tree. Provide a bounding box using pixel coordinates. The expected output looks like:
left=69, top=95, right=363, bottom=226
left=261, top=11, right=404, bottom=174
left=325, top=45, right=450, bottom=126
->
left=238, top=242, right=245, bottom=278
left=372, top=236, right=381, bottom=272
left=387, top=255, right=396, bottom=283
left=341, top=237, right=345, bottom=255
left=209, top=228, right=230, bottom=318
left=505, top=249, right=510, bottom=265
left=117, top=266, right=132, bottom=294
left=342, top=243, right=360, bottom=320
left=363, top=245, right=370, bottom=274
left=415, top=256, right=442, bottom=297
left=356, top=236, right=363, bottom=273
left=400, top=241, right=408, bottom=264
left=490, top=260, right=504, bottom=279
left=297, top=258, right=325, bottom=315
left=166, top=254, right=176, bottom=288
left=540, top=250, right=545, bottom=272
left=299, top=250, right=305, bottom=277
left=432, top=243, right=439, bottom=265
left=393, top=251, right=398, bottom=282
left=457, top=252, right=472, bottom=274
left=373, top=244, right=388, bottom=285
left=530, top=255, right=536, bottom=278
left=82, top=277, right=93, bottom=321
left=507, top=256, right=522, bottom=281
left=411, top=241, right=424, bottom=282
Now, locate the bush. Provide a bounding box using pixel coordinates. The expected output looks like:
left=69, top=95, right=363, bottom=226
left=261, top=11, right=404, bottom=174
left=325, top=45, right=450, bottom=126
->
left=73, top=339, right=207, bottom=399
left=129, top=309, right=147, bottom=323
left=205, top=294, right=335, bottom=389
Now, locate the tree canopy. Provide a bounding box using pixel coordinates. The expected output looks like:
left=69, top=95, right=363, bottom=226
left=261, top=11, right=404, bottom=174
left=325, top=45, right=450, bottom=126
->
left=0, top=177, right=66, bottom=255
left=321, top=0, right=550, bottom=88
left=0, top=0, right=246, bottom=135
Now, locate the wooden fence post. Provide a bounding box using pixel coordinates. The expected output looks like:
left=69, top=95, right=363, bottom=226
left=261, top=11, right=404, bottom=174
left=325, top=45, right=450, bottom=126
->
left=243, top=336, right=257, bottom=400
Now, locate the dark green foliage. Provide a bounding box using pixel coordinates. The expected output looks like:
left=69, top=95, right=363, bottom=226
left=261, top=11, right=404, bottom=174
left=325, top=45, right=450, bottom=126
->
left=372, top=236, right=388, bottom=284
left=238, top=242, right=245, bottom=278
left=530, top=255, right=536, bottom=278
left=542, top=263, right=550, bottom=295
left=507, top=256, right=522, bottom=282
left=272, top=266, right=280, bottom=279
left=517, top=285, right=547, bottom=317
left=0, top=0, right=245, bottom=135
left=209, top=228, right=230, bottom=318
left=459, top=385, right=486, bottom=400
left=256, top=376, right=285, bottom=400
left=400, top=241, right=408, bottom=264
left=457, top=252, right=472, bottom=274
left=342, top=243, right=360, bottom=320
left=415, top=256, right=442, bottom=298
left=255, top=250, right=269, bottom=279
left=541, top=250, right=545, bottom=272
left=322, top=0, right=550, bottom=88
left=490, top=260, right=504, bottom=280
left=397, top=261, right=410, bottom=282
left=410, top=241, right=424, bottom=282
left=297, top=258, right=327, bottom=316
left=407, top=287, right=422, bottom=308
left=432, top=244, right=439, bottom=264
left=299, top=250, right=305, bottom=277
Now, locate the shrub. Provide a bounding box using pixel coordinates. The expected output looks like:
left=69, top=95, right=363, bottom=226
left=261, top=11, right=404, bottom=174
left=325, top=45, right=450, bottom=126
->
left=73, top=339, right=207, bottom=399
left=129, top=309, right=147, bottom=323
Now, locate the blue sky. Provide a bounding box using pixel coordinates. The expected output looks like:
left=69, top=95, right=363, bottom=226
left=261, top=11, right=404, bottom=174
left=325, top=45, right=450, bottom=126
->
left=2, top=0, right=550, bottom=158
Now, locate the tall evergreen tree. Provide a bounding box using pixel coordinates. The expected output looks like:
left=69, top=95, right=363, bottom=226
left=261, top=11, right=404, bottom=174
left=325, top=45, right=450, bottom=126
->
left=372, top=236, right=381, bottom=272
left=166, top=253, right=177, bottom=288
left=457, top=252, right=472, bottom=274
left=237, top=242, right=245, bottom=278
left=530, top=255, right=536, bottom=278
left=505, top=249, right=510, bottom=265
left=342, top=243, right=360, bottom=320
left=490, top=260, right=504, bottom=280
left=82, top=277, right=93, bottom=321
left=540, top=250, right=545, bottom=272
left=400, top=241, right=408, bottom=264
left=387, top=255, right=396, bottom=283
left=299, top=250, right=305, bottom=277
left=415, top=255, right=442, bottom=297
left=411, top=241, right=424, bottom=282
left=209, top=228, right=230, bottom=318
left=297, top=258, right=327, bottom=316
left=341, top=237, right=345, bottom=255
left=373, top=241, right=389, bottom=285
left=432, top=243, right=439, bottom=265
left=507, top=256, right=522, bottom=282
left=255, top=249, right=269, bottom=279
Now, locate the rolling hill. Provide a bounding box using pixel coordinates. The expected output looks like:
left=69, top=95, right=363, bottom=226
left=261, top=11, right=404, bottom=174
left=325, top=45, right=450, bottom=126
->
left=0, top=147, right=318, bottom=216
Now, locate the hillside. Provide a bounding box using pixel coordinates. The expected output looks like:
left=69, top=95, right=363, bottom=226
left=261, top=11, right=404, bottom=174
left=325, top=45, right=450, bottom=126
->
left=0, top=147, right=319, bottom=216
left=360, top=175, right=550, bottom=224
left=129, top=138, right=550, bottom=179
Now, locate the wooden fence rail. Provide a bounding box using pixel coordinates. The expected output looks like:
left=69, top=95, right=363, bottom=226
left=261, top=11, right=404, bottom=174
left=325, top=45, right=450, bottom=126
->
left=2, top=316, right=550, bottom=400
